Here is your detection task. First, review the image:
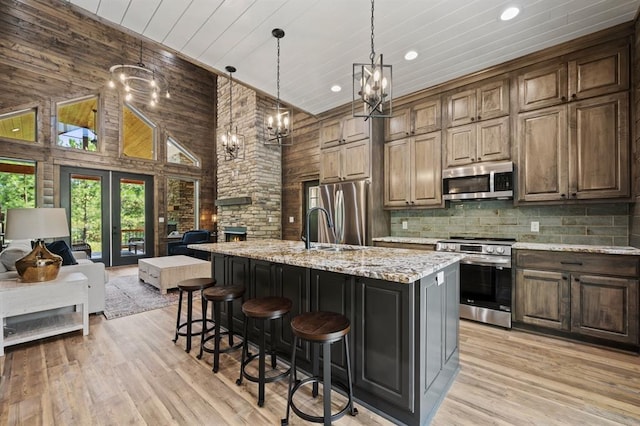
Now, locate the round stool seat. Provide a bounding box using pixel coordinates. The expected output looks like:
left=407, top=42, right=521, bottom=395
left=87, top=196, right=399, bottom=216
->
left=173, top=277, right=216, bottom=353
left=178, top=277, right=216, bottom=291
left=242, top=297, right=292, bottom=319
left=291, top=311, right=350, bottom=343
left=203, top=285, right=246, bottom=303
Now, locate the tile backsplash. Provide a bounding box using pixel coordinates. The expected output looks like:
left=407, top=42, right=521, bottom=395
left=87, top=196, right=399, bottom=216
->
left=390, top=200, right=630, bottom=246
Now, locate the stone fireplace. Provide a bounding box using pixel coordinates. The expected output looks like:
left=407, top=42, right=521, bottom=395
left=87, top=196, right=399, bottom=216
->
left=216, top=75, right=282, bottom=240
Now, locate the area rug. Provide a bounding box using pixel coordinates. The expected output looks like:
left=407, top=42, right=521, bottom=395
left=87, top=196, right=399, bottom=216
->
left=103, top=274, right=181, bottom=320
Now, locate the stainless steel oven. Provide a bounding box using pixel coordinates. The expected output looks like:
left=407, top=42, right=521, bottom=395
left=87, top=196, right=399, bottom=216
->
left=436, top=237, right=514, bottom=328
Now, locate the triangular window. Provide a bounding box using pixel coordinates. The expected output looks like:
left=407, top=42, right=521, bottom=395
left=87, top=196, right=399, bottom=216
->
left=123, top=103, right=155, bottom=160
left=167, top=136, right=199, bottom=167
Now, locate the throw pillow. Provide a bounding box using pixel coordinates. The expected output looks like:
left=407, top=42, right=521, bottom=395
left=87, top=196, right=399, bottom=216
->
left=46, top=240, right=78, bottom=266
left=0, top=245, right=32, bottom=271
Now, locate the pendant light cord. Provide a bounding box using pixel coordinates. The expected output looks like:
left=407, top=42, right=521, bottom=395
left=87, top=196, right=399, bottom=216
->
left=229, top=71, right=233, bottom=133
left=369, top=0, right=375, bottom=65
left=276, top=36, right=281, bottom=111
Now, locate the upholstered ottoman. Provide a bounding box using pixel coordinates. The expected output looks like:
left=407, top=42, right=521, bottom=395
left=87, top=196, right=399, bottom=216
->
left=138, top=255, right=210, bottom=294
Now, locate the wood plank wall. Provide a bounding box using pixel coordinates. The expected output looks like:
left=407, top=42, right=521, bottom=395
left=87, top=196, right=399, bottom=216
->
left=0, top=0, right=217, bottom=255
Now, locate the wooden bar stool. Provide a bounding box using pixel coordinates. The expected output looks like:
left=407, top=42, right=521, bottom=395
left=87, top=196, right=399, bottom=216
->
left=198, top=284, right=246, bottom=373
left=172, top=277, right=216, bottom=353
left=282, top=311, right=357, bottom=426
left=237, top=296, right=292, bottom=407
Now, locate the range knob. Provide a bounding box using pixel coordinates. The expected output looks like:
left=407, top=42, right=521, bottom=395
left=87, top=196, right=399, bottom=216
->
left=485, top=246, right=494, bottom=253
left=496, top=247, right=505, bottom=254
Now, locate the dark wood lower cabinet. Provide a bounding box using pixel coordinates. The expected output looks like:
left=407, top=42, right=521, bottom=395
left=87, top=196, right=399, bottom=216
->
left=209, top=253, right=460, bottom=425
left=514, top=250, right=640, bottom=350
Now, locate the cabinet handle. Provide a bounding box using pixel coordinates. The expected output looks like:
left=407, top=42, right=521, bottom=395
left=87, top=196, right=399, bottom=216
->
left=571, top=93, right=577, bottom=99
left=571, top=192, right=577, bottom=198
left=471, top=158, right=475, bottom=162
left=477, top=157, right=481, bottom=161
left=406, top=132, right=410, bottom=135
left=405, top=201, right=410, bottom=204
left=411, top=130, right=415, bottom=134
left=410, top=201, right=415, bottom=204
left=575, top=277, right=580, bottom=282
left=477, top=115, right=481, bottom=120
left=560, top=261, right=583, bottom=266
left=561, top=194, right=566, bottom=198
left=561, top=96, right=567, bottom=102
left=562, top=275, right=568, bottom=280
left=470, top=117, right=475, bottom=122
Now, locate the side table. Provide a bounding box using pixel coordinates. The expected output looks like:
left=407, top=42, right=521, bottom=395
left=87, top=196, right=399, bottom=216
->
left=0, top=271, right=89, bottom=356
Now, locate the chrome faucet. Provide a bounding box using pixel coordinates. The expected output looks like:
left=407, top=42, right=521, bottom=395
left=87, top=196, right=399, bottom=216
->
left=305, top=207, right=334, bottom=249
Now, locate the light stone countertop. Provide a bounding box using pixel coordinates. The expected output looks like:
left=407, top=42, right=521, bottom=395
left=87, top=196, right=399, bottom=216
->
left=372, top=236, right=443, bottom=245
left=189, top=239, right=463, bottom=284
left=513, top=242, right=640, bottom=255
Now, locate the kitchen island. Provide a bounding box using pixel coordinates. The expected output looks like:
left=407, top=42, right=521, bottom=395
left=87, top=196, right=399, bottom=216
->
left=190, top=239, right=463, bottom=425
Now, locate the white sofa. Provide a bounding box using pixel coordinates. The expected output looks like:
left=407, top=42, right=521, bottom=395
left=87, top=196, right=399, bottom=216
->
left=0, top=248, right=107, bottom=314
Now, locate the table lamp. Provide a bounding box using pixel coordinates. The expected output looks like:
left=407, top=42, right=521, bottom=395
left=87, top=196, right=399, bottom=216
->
left=4, top=208, right=70, bottom=282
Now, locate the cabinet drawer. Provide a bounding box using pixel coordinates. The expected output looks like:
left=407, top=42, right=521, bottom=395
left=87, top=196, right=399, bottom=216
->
left=515, top=250, right=639, bottom=277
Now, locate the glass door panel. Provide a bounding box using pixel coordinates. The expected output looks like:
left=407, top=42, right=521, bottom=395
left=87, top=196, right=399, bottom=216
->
left=61, top=167, right=154, bottom=267
left=61, top=167, right=110, bottom=265
left=111, top=172, right=154, bottom=266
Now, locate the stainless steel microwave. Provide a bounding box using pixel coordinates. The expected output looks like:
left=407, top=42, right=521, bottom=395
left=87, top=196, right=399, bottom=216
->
left=442, top=161, right=514, bottom=200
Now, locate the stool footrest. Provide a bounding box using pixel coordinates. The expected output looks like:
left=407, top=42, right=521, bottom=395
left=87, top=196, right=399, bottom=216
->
left=175, top=319, right=214, bottom=338
left=240, top=353, right=291, bottom=384
left=201, top=330, right=243, bottom=354
left=287, top=377, right=354, bottom=424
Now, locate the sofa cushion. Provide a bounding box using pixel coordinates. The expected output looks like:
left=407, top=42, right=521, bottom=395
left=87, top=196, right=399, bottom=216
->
left=46, top=240, right=78, bottom=266
left=0, top=258, right=6, bottom=273
left=0, top=244, right=32, bottom=270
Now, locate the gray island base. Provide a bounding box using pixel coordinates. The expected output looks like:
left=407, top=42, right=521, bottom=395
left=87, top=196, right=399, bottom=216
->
left=190, top=239, right=463, bottom=425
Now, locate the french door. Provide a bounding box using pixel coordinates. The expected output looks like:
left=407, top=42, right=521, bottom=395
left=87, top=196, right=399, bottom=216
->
left=60, top=167, right=154, bottom=267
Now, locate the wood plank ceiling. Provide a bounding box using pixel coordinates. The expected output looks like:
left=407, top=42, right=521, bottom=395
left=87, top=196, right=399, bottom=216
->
left=65, top=0, right=640, bottom=116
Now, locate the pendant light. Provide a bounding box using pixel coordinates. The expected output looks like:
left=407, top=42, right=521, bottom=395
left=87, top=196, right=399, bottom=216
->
left=108, top=41, right=170, bottom=107
left=353, top=0, right=392, bottom=119
left=264, top=28, right=292, bottom=146
left=220, top=65, right=245, bottom=161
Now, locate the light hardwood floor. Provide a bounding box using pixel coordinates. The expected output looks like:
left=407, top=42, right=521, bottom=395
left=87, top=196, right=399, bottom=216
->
left=1, top=266, right=639, bottom=425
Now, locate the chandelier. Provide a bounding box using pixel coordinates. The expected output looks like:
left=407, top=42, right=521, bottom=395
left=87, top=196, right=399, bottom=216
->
left=108, top=41, right=170, bottom=107
left=264, top=28, right=292, bottom=146
left=220, top=65, right=245, bottom=161
left=353, top=0, right=392, bottom=119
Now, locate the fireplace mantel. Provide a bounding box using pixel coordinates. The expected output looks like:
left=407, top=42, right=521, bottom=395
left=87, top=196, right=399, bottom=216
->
left=214, top=197, right=252, bottom=206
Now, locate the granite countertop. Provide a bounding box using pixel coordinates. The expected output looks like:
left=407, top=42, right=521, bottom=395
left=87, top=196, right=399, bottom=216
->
left=189, top=239, right=463, bottom=284
left=513, top=242, right=640, bottom=255
left=372, top=236, right=442, bottom=245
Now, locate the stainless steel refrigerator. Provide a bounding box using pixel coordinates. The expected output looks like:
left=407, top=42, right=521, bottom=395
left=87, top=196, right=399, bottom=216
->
left=317, top=180, right=368, bottom=245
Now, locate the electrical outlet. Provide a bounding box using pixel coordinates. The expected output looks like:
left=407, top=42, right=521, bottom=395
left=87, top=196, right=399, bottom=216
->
left=531, top=221, right=539, bottom=232
left=402, top=221, right=408, bottom=230
left=289, top=216, right=294, bottom=223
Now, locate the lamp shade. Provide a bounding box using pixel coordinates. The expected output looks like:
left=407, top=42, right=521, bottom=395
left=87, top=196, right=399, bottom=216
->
left=5, top=208, right=70, bottom=240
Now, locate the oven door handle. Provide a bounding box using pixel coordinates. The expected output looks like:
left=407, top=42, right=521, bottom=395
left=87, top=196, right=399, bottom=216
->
left=460, top=258, right=511, bottom=268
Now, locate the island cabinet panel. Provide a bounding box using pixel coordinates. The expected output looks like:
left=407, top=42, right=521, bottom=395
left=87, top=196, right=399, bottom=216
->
left=310, top=270, right=354, bottom=381
left=214, top=255, right=249, bottom=333
left=418, top=263, right=460, bottom=426
left=248, top=260, right=277, bottom=338
left=354, top=277, right=413, bottom=412
left=274, top=264, right=311, bottom=363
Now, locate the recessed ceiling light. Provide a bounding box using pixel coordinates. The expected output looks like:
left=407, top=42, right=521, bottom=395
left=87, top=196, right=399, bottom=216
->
left=500, top=6, right=520, bottom=21
left=404, top=50, right=418, bottom=61
left=331, top=85, right=342, bottom=93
